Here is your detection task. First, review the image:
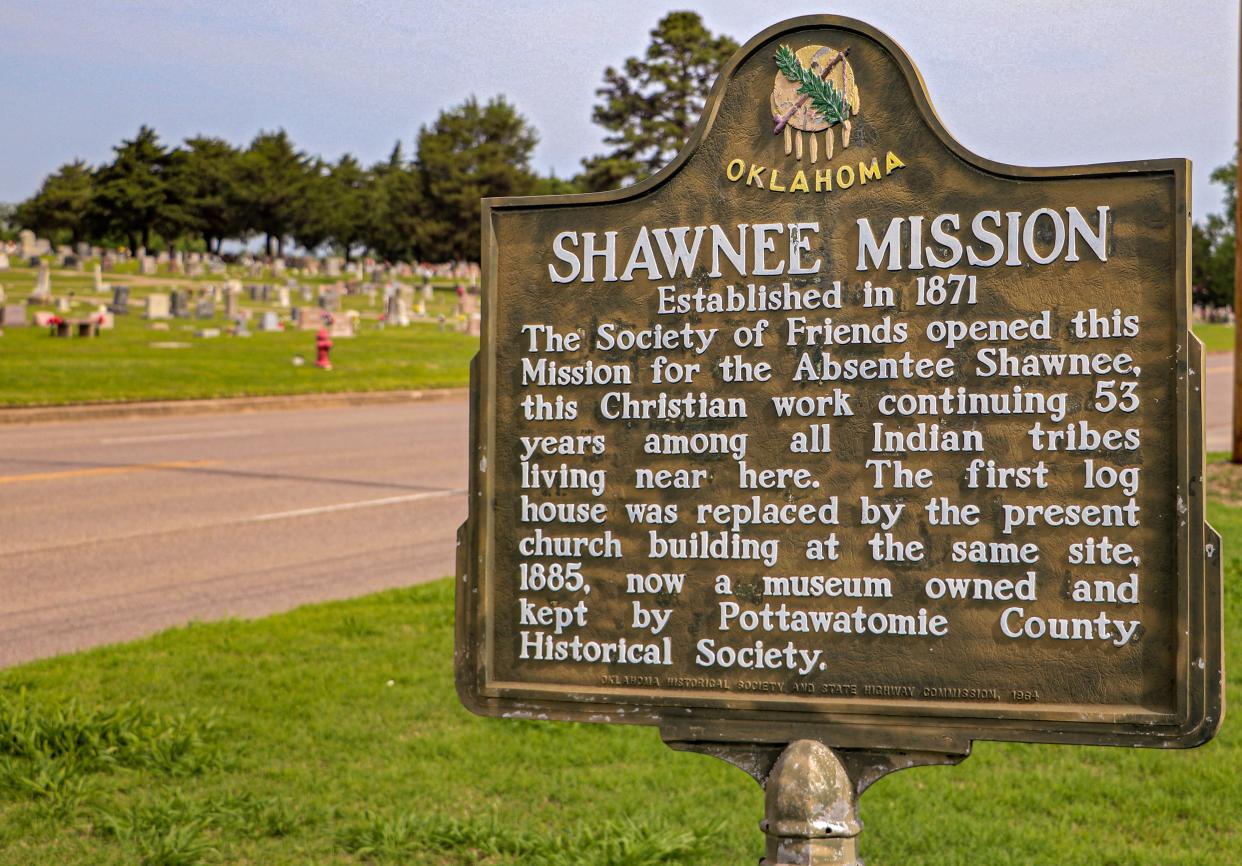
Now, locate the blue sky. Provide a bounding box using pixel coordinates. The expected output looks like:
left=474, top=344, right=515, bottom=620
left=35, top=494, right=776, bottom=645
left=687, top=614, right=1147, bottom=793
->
left=1, top=0, right=1236, bottom=221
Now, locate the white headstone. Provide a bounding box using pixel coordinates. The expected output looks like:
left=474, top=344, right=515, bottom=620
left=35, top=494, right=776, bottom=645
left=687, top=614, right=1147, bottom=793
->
left=31, top=262, right=51, bottom=301
left=145, top=293, right=171, bottom=320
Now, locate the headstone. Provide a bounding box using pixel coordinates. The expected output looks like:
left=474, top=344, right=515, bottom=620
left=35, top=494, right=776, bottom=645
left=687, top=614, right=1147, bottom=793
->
left=277, top=287, right=290, bottom=307
left=465, top=311, right=481, bottom=337
left=54, top=297, right=70, bottom=313
left=298, top=308, right=327, bottom=330
left=258, top=311, right=281, bottom=332
left=300, top=285, right=312, bottom=302
left=93, top=263, right=104, bottom=292
left=325, top=257, right=342, bottom=277
left=108, top=285, right=130, bottom=315
left=31, top=262, right=51, bottom=302
left=329, top=310, right=358, bottom=338
left=195, top=298, right=216, bottom=319
left=453, top=16, right=1223, bottom=863
left=94, top=307, right=114, bottom=330
left=0, top=253, right=8, bottom=271
left=140, top=255, right=157, bottom=275
left=33, top=311, right=57, bottom=327
left=18, top=230, right=36, bottom=259
left=422, top=281, right=434, bottom=302
left=0, top=304, right=27, bottom=327
left=170, top=290, right=189, bottom=318
left=224, top=289, right=240, bottom=319
left=196, top=327, right=221, bottom=338
left=144, top=293, right=171, bottom=320
left=384, top=294, right=409, bottom=326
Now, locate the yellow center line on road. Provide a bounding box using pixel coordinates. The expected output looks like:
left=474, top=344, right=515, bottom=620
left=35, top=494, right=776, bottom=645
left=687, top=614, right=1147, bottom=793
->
left=0, top=459, right=217, bottom=486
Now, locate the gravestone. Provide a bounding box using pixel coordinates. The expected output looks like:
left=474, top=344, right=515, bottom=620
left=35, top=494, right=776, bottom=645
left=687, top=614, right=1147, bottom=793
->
left=329, top=310, right=358, bottom=338
left=0, top=252, right=8, bottom=270
left=18, top=230, right=36, bottom=259
left=258, top=311, right=281, bottom=332
left=94, top=307, right=113, bottom=330
left=224, top=289, right=240, bottom=319
left=144, top=293, right=170, bottom=320
left=0, top=304, right=26, bottom=327
left=170, top=290, right=189, bottom=318
left=108, top=285, right=130, bottom=315
left=140, top=255, right=157, bottom=275
left=277, top=287, right=290, bottom=307
left=31, top=262, right=51, bottom=302
left=196, top=298, right=215, bottom=319
left=384, top=294, right=409, bottom=326
left=93, top=263, right=104, bottom=292
left=422, top=280, right=434, bottom=302
left=54, top=297, right=70, bottom=313
left=454, top=15, right=1223, bottom=865
left=297, top=307, right=326, bottom=330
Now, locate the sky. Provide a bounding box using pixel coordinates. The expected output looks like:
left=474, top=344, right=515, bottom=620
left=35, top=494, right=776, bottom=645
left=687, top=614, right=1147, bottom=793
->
left=0, top=0, right=1237, bottom=221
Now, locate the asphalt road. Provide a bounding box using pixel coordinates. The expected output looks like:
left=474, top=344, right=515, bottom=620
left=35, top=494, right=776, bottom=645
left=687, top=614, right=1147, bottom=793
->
left=0, top=399, right=467, bottom=667
left=0, top=355, right=1233, bottom=669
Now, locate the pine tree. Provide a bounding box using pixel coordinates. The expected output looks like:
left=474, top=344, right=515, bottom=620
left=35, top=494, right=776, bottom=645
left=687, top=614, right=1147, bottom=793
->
left=580, top=11, right=737, bottom=191
left=414, top=96, right=539, bottom=261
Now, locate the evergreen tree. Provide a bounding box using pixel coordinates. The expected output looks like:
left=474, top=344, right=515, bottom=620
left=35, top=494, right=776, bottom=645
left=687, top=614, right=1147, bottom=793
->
left=238, top=129, right=310, bottom=257
left=580, top=11, right=737, bottom=191
left=324, top=154, right=371, bottom=262
left=173, top=136, right=246, bottom=253
left=366, top=142, right=422, bottom=263
left=415, top=96, right=539, bottom=261
left=14, top=159, right=95, bottom=245
left=1193, top=153, right=1238, bottom=309
left=89, top=126, right=174, bottom=254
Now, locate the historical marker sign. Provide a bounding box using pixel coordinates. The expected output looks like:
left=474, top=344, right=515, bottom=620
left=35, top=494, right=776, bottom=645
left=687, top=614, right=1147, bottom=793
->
left=456, top=15, right=1222, bottom=754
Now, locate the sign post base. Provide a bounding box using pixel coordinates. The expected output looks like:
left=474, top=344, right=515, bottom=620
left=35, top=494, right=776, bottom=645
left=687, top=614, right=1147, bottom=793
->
left=663, top=733, right=969, bottom=864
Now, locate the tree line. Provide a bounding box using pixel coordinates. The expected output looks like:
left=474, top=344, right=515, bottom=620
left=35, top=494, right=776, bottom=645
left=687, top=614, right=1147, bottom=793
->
left=1193, top=158, right=1236, bottom=310
left=9, top=12, right=735, bottom=265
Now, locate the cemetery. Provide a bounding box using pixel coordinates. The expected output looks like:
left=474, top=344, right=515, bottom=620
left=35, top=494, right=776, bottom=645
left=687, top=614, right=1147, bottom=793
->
left=0, top=247, right=478, bottom=405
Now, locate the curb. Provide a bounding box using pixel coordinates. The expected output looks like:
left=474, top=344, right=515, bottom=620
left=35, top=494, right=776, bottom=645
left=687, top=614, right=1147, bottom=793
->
left=0, top=388, right=469, bottom=425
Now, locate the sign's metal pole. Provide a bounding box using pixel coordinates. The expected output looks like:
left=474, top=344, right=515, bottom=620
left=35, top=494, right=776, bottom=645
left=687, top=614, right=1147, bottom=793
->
left=1233, top=0, right=1242, bottom=462
left=760, top=740, right=862, bottom=866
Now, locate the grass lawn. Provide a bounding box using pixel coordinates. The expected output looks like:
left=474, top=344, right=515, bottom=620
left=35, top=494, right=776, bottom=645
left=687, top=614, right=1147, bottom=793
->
left=0, top=505, right=1238, bottom=865
left=1193, top=322, right=1234, bottom=354
left=0, top=265, right=475, bottom=405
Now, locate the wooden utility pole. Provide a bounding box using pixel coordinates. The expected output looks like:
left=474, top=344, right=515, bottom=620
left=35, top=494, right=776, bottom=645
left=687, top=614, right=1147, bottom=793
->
left=1233, top=0, right=1242, bottom=462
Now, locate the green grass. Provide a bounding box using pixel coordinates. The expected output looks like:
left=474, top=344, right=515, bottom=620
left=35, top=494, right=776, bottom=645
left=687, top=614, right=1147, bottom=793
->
left=0, top=501, right=1238, bottom=865
left=0, top=265, right=475, bottom=405
left=1193, top=322, right=1234, bottom=353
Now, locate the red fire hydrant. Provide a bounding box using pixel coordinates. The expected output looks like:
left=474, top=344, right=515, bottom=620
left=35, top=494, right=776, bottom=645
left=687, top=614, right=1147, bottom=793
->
left=315, top=327, right=333, bottom=370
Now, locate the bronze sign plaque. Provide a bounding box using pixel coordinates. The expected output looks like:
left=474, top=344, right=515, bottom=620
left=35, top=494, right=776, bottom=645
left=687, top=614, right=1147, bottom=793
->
left=456, top=15, right=1223, bottom=752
